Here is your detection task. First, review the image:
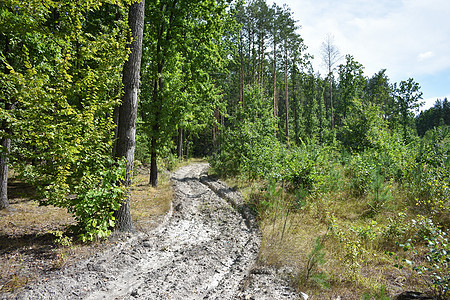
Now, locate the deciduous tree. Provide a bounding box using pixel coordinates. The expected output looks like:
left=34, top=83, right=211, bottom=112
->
left=141, top=0, right=228, bottom=187
left=394, top=78, right=423, bottom=142
left=114, top=0, right=145, bottom=232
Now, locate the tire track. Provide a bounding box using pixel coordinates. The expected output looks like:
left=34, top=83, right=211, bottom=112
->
left=12, top=163, right=298, bottom=300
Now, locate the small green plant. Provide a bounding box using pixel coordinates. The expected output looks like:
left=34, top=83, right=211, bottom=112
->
left=351, top=221, right=378, bottom=242
left=305, top=236, right=329, bottom=289
left=369, top=167, right=392, bottom=214
left=49, top=230, right=74, bottom=269
left=361, top=285, right=390, bottom=300
left=381, top=212, right=409, bottom=242
left=330, top=217, right=369, bottom=280
left=49, top=230, right=73, bottom=248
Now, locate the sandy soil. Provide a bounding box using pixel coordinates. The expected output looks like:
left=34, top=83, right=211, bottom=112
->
left=4, top=163, right=299, bottom=300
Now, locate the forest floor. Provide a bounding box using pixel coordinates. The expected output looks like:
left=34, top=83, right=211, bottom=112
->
left=0, top=163, right=299, bottom=299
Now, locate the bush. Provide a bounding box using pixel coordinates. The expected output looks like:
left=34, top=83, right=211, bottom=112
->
left=407, top=127, right=450, bottom=224
left=346, top=154, right=374, bottom=196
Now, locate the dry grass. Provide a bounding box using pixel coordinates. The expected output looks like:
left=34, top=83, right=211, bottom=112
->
left=0, top=167, right=174, bottom=294
left=238, top=181, right=428, bottom=299
left=130, top=168, right=172, bottom=232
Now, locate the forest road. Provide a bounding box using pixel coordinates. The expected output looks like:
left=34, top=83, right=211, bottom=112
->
left=13, top=163, right=299, bottom=300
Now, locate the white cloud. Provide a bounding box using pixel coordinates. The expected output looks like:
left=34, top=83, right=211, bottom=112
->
left=418, top=51, right=434, bottom=61
left=269, top=0, right=450, bottom=79
left=421, top=94, right=450, bottom=111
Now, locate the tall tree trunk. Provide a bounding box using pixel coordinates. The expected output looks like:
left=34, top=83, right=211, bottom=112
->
left=284, top=45, right=289, bottom=143
left=150, top=136, right=158, bottom=187
left=149, top=0, right=177, bottom=187
left=259, top=39, right=264, bottom=91
left=273, top=39, right=277, bottom=119
left=292, top=61, right=299, bottom=144
left=184, top=130, right=190, bottom=159
left=239, top=29, right=244, bottom=107
left=250, top=24, right=256, bottom=85
left=212, top=109, right=218, bottom=152
left=114, top=0, right=145, bottom=232
left=1, top=36, right=13, bottom=210
left=329, top=77, right=334, bottom=129
left=149, top=73, right=163, bottom=187
left=177, top=127, right=183, bottom=159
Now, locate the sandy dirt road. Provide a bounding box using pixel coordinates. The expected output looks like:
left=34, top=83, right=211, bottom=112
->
left=10, top=163, right=299, bottom=300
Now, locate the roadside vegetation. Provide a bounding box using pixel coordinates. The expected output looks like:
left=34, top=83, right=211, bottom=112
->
left=210, top=94, right=449, bottom=298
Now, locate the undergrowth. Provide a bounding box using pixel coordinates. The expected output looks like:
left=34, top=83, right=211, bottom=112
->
left=211, top=125, right=449, bottom=299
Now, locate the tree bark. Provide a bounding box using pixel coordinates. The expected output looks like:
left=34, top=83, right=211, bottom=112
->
left=177, top=127, right=183, bottom=159
left=0, top=100, right=14, bottom=210
left=150, top=136, right=158, bottom=187
left=284, top=44, right=289, bottom=143
left=114, top=0, right=145, bottom=232
left=239, top=29, right=244, bottom=107
left=292, top=61, right=299, bottom=144
left=273, top=38, right=277, bottom=119
left=0, top=136, right=11, bottom=210
left=330, top=78, right=334, bottom=129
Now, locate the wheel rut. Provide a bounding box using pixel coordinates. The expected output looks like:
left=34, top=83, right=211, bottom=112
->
left=13, top=163, right=299, bottom=300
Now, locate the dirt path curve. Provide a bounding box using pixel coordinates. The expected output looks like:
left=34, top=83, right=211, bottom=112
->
left=13, top=163, right=299, bottom=300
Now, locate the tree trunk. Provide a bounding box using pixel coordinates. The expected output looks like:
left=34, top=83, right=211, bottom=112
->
left=330, top=77, right=334, bottom=129
left=0, top=99, right=14, bottom=210
left=273, top=39, right=277, bottom=119
left=184, top=130, right=190, bottom=159
left=0, top=136, right=10, bottom=210
left=177, top=127, right=183, bottom=159
left=284, top=45, right=289, bottom=143
left=292, top=61, right=299, bottom=144
left=150, top=136, right=158, bottom=187
left=239, top=29, right=244, bottom=107
left=149, top=76, right=162, bottom=187
left=114, top=0, right=145, bottom=232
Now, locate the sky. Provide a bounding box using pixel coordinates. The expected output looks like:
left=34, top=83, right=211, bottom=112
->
left=267, top=0, right=450, bottom=111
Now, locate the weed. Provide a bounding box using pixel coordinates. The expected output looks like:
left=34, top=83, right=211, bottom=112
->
left=368, top=167, right=392, bottom=215
left=49, top=230, right=73, bottom=248
left=361, top=285, right=389, bottom=300
left=305, top=237, right=330, bottom=289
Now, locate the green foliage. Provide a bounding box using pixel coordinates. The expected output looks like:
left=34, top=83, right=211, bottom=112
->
left=336, top=55, right=366, bottom=125
left=394, top=217, right=449, bottom=299
left=380, top=212, right=409, bottom=243
left=394, top=78, right=423, bottom=142
left=347, top=154, right=374, bottom=196
left=337, top=99, right=389, bottom=153
left=407, top=127, right=450, bottom=223
left=70, top=159, right=126, bottom=242
left=330, top=219, right=366, bottom=278
left=414, top=221, right=449, bottom=299
left=1, top=0, right=131, bottom=240
left=416, top=99, right=450, bottom=137
left=49, top=230, right=73, bottom=248
left=368, top=166, right=392, bottom=214
left=211, top=85, right=277, bottom=178
left=140, top=0, right=230, bottom=184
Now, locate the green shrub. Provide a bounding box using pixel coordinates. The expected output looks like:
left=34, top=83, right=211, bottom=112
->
left=397, top=217, right=449, bottom=299
left=347, top=154, right=374, bottom=196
